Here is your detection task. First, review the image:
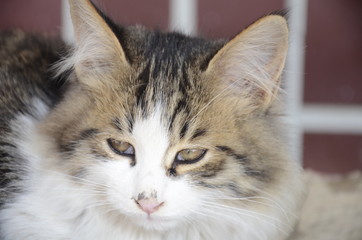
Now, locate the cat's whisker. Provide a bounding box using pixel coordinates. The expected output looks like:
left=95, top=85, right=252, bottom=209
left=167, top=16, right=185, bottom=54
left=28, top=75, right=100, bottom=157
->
left=201, top=200, right=282, bottom=223
left=209, top=195, right=289, bottom=219
left=201, top=198, right=292, bottom=231
left=84, top=201, right=114, bottom=211
left=241, top=187, right=294, bottom=223
left=30, top=167, right=110, bottom=189
left=185, top=209, right=226, bottom=226
left=200, top=204, right=278, bottom=232
left=200, top=202, right=290, bottom=237
left=214, top=187, right=292, bottom=224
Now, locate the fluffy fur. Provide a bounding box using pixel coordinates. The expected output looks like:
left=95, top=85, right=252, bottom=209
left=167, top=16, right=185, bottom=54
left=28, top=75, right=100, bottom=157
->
left=0, top=0, right=302, bottom=239
left=292, top=170, right=362, bottom=240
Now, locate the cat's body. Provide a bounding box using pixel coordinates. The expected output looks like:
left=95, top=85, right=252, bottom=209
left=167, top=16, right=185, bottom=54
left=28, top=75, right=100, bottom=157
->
left=0, top=30, right=66, bottom=206
left=0, top=0, right=302, bottom=239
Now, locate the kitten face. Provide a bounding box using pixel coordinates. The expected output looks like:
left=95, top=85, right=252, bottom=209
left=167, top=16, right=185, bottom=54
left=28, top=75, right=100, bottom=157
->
left=85, top=108, right=204, bottom=230
left=42, top=72, right=240, bottom=230
left=40, top=65, right=288, bottom=232
left=33, top=0, right=298, bottom=235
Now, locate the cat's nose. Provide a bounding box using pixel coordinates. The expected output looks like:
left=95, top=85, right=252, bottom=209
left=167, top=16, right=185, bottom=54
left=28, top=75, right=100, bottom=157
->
left=135, top=198, right=164, bottom=215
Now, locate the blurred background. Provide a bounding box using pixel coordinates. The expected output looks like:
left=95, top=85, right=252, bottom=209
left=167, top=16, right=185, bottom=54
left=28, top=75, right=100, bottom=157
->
left=0, top=0, right=361, bottom=174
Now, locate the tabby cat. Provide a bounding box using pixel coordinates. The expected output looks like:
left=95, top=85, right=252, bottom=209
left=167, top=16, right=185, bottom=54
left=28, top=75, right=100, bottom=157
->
left=0, top=0, right=302, bottom=239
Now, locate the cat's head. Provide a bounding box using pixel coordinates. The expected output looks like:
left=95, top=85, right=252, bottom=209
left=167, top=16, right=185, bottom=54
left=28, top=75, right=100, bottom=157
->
left=40, top=0, right=299, bottom=234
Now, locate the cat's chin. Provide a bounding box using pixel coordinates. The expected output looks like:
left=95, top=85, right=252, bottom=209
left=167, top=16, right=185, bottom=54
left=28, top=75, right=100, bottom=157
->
left=130, top=214, right=179, bottom=231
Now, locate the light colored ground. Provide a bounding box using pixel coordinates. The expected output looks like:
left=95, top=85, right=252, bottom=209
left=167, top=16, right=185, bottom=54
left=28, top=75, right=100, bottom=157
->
left=291, top=170, right=362, bottom=240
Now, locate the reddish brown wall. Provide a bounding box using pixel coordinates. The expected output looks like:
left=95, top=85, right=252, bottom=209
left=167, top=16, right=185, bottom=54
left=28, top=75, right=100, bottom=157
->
left=0, top=0, right=61, bottom=35
left=0, top=0, right=169, bottom=34
left=198, top=0, right=283, bottom=38
left=97, top=0, right=169, bottom=30
left=304, top=0, right=362, bottom=104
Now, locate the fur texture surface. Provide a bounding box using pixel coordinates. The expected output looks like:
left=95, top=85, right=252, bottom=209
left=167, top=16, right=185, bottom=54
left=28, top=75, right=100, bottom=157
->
left=0, top=0, right=303, bottom=239
left=291, top=170, right=362, bottom=240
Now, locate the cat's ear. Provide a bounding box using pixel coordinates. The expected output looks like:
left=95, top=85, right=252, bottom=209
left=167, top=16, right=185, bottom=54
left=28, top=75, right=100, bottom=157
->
left=206, top=15, right=288, bottom=111
left=68, top=0, right=129, bottom=87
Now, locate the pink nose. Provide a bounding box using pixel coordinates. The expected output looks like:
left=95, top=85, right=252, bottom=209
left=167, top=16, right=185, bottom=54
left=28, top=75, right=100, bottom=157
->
left=135, top=198, right=164, bottom=214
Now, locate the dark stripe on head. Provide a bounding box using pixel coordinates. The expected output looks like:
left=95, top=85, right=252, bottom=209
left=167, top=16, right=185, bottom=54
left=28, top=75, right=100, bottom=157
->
left=135, top=65, right=150, bottom=112
left=113, top=115, right=134, bottom=134
left=169, top=98, right=187, bottom=131
left=79, top=128, right=99, bottom=139
left=112, top=118, right=123, bottom=133
left=191, top=128, right=207, bottom=140
left=126, top=113, right=134, bottom=132
left=180, top=121, right=189, bottom=139
left=216, top=145, right=248, bottom=164
left=135, top=82, right=148, bottom=109
left=179, top=66, right=191, bottom=95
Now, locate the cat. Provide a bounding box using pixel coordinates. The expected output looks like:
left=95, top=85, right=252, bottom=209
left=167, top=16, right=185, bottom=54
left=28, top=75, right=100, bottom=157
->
left=0, top=0, right=303, bottom=239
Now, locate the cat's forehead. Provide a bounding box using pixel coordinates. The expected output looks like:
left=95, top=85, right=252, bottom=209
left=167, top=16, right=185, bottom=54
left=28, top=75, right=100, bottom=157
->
left=120, top=26, right=224, bottom=72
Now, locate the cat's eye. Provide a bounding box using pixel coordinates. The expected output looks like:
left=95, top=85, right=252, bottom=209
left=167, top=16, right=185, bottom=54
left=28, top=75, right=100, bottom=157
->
left=107, top=138, right=135, bottom=157
left=175, top=148, right=207, bottom=164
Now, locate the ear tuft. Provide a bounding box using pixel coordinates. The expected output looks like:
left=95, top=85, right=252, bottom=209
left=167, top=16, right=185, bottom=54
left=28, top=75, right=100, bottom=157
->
left=57, top=0, right=129, bottom=88
left=207, top=15, right=289, bottom=110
